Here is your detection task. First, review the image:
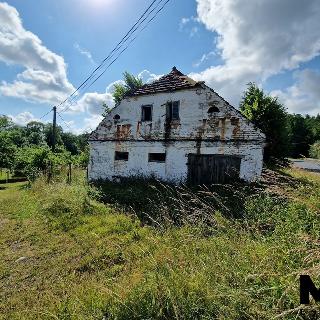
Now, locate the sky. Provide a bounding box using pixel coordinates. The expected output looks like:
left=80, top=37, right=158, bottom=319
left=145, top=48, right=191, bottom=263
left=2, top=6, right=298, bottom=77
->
left=0, top=0, right=320, bottom=134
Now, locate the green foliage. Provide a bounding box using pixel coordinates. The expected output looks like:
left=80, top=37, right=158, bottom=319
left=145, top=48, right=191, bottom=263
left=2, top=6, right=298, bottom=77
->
left=287, top=114, right=320, bottom=158
left=111, top=71, right=144, bottom=105
left=240, top=83, right=289, bottom=161
left=0, top=115, right=15, bottom=131
left=0, top=115, right=89, bottom=176
left=0, top=131, right=17, bottom=169
left=310, top=140, right=320, bottom=159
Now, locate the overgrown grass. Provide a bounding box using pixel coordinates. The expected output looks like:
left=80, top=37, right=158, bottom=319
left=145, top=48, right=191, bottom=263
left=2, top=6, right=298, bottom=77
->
left=0, top=168, right=320, bottom=319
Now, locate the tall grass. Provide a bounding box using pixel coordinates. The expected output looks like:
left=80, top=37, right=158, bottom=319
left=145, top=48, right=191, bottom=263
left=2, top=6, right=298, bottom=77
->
left=0, top=168, right=320, bottom=319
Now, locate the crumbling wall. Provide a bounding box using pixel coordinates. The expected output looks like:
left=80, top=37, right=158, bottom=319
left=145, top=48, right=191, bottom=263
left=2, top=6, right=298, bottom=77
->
left=88, top=140, right=263, bottom=183
left=89, top=87, right=265, bottom=143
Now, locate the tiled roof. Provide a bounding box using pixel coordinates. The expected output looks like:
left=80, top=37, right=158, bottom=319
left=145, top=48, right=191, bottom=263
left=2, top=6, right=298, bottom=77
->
left=126, top=67, right=203, bottom=97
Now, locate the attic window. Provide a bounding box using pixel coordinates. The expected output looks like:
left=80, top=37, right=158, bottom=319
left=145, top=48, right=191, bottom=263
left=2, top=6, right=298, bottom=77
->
left=208, top=106, right=220, bottom=114
left=113, top=114, right=120, bottom=120
left=166, top=101, right=180, bottom=121
left=115, top=151, right=129, bottom=161
left=141, top=105, right=152, bottom=121
left=148, top=153, right=166, bottom=163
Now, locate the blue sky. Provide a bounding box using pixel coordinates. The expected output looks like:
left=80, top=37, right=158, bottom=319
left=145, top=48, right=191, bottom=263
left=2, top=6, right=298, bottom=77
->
left=0, top=0, right=320, bottom=133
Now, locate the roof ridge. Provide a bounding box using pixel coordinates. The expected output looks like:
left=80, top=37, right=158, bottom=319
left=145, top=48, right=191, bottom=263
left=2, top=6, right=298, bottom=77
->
left=125, top=67, right=201, bottom=97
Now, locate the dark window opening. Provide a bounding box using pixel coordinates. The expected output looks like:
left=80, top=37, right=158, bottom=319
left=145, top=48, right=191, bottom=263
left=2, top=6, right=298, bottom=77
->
left=166, top=101, right=180, bottom=121
left=148, top=153, right=166, bottom=162
left=208, top=106, right=220, bottom=113
left=141, top=105, right=152, bottom=121
left=115, top=151, right=129, bottom=161
left=113, top=114, right=120, bottom=120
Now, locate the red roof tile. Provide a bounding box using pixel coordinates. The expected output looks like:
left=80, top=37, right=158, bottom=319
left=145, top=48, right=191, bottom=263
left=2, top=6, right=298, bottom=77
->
left=126, top=67, right=203, bottom=97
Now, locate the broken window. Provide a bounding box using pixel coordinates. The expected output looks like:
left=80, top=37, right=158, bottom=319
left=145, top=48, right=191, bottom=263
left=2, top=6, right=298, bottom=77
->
left=115, top=151, right=129, bottom=161
left=141, top=105, right=152, bottom=121
left=208, top=106, right=219, bottom=114
left=166, top=101, right=180, bottom=121
left=148, top=153, right=166, bottom=162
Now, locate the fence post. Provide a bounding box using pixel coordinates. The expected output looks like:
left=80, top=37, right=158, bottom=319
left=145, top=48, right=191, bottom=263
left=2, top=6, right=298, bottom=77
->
left=6, top=170, right=9, bottom=184
left=47, top=161, right=52, bottom=183
left=67, top=162, right=72, bottom=184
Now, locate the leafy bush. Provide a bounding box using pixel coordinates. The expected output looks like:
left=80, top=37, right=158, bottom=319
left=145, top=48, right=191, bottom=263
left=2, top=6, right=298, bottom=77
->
left=309, top=140, right=320, bottom=159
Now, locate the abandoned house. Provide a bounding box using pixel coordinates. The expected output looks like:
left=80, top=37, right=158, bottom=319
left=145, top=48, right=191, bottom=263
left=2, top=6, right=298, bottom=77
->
left=88, top=67, right=265, bottom=184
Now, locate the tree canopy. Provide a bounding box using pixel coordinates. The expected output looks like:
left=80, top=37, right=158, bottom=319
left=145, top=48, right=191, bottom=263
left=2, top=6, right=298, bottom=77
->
left=0, top=115, right=89, bottom=179
left=240, top=83, right=289, bottom=161
left=112, top=71, right=144, bottom=105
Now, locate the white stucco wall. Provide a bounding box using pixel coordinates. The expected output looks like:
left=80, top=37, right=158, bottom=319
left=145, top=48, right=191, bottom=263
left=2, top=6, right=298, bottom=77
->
left=88, top=140, right=264, bottom=183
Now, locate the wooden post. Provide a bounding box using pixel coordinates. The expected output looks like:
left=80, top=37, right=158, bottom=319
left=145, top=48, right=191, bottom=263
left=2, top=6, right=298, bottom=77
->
left=6, top=170, right=9, bottom=183
left=68, top=162, right=72, bottom=184
left=52, top=106, right=57, bottom=152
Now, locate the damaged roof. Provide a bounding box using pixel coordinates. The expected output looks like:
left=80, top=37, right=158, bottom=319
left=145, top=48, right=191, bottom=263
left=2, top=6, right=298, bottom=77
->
left=125, top=66, right=204, bottom=97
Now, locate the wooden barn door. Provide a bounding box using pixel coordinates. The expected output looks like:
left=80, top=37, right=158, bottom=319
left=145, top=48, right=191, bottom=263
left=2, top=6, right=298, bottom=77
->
left=187, top=154, right=241, bottom=185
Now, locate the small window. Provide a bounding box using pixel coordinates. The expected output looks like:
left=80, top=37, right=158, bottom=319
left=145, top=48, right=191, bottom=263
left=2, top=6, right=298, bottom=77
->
left=115, top=151, right=129, bottom=161
left=148, top=153, right=166, bottom=162
left=166, top=101, right=180, bottom=121
left=141, top=105, right=152, bottom=121
left=208, top=106, right=219, bottom=113
left=113, top=114, right=120, bottom=120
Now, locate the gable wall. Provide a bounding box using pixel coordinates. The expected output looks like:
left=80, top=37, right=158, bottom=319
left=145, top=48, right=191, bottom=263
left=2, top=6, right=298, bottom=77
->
left=90, top=87, right=265, bottom=142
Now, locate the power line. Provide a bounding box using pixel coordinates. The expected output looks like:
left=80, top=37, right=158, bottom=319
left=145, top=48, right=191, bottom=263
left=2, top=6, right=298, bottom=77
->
left=70, top=0, right=171, bottom=101
left=57, top=111, right=72, bottom=131
left=59, top=0, right=171, bottom=113
left=38, top=0, right=165, bottom=120
left=58, top=0, right=167, bottom=113
left=39, top=108, right=53, bottom=120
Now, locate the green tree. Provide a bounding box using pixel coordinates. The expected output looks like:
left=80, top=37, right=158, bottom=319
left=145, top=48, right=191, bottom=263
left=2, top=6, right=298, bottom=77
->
left=287, top=114, right=313, bottom=158
left=25, top=121, right=46, bottom=146
left=112, top=72, right=143, bottom=105
left=0, top=131, right=16, bottom=169
left=240, top=83, right=289, bottom=162
left=0, top=115, right=14, bottom=131
left=310, top=141, right=320, bottom=159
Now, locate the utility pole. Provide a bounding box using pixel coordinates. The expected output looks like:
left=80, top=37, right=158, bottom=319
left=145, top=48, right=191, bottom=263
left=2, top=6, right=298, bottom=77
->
left=52, top=106, right=57, bottom=152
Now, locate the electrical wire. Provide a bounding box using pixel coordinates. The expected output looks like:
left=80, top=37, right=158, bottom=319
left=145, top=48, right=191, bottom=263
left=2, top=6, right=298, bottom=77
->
left=57, top=111, right=72, bottom=131
left=58, top=0, right=171, bottom=113
left=39, top=0, right=171, bottom=121
left=58, top=0, right=167, bottom=112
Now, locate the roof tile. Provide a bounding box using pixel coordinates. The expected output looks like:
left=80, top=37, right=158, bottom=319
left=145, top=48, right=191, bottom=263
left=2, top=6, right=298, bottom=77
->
left=126, top=66, right=202, bottom=97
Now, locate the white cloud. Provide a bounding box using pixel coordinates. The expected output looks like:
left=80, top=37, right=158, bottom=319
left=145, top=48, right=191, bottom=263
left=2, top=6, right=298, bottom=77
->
left=193, top=51, right=216, bottom=67
left=0, top=2, right=75, bottom=104
left=191, top=0, right=320, bottom=109
left=9, top=111, right=39, bottom=126
left=179, top=16, right=200, bottom=37
left=67, top=70, right=160, bottom=116
left=74, top=91, right=114, bottom=115
left=74, top=43, right=95, bottom=65
left=138, top=70, right=161, bottom=83
left=271, top=69, right=320, bottom=115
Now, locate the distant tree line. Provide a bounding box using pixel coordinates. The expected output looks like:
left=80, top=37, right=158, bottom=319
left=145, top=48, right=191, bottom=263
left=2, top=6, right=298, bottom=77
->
left=0, top=115, right=89, bottom=180
left=240, top=83, right=320, bottom=163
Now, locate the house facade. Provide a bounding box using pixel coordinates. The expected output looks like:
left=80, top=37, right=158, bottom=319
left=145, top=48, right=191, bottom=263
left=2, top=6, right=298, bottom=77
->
left=88, top=67, right=265, bottom=184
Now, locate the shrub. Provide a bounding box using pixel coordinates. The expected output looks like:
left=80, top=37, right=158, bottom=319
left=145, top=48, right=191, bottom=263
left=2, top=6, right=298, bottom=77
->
left=309, top=140, right=320, bottom=159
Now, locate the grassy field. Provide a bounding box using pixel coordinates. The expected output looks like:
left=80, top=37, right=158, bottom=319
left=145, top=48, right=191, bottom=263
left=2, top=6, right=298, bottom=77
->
left=0, top=168, right=320, bottom=319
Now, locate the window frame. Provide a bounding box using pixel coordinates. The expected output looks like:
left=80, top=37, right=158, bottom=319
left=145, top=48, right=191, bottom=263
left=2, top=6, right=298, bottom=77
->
left=148, top=152, right=166, bottom=163
left=166, top=100, right=180, bottom=121
left=114, top=151, right=129, bottom=161
left=141, top=105, right=153, bottom=122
